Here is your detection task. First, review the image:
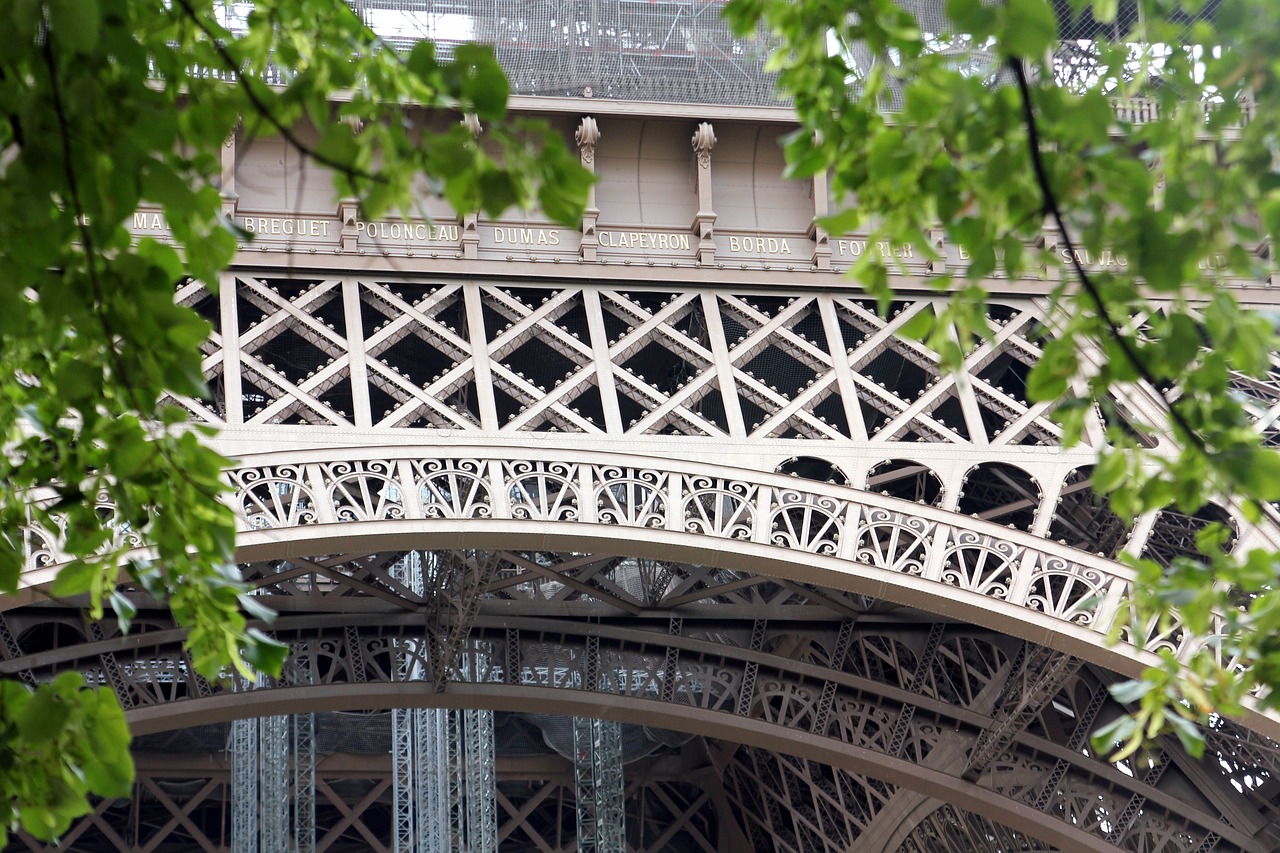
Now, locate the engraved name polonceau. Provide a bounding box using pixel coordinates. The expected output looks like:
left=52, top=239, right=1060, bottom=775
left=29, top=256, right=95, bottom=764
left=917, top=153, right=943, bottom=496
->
left=19, top=22, right=1280, bottom=853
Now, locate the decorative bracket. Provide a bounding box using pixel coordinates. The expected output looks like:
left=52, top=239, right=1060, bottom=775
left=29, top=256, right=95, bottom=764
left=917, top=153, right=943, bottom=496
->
left=576, top=116, right=601, bottom=261
left=691, top=122, right=717, bottom=265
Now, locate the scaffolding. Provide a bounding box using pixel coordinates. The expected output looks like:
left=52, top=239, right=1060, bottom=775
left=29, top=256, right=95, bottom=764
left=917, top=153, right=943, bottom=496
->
left=390, top=552, right=497, bottom=853
left=573, top=717, right=626, bottom=853
left=229, top=660, right=314, bottom=853
left=231, top=712, right=316, bottom=852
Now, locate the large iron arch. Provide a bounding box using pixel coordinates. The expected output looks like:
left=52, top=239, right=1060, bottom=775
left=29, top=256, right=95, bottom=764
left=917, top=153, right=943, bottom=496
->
left=21, top=446, right=1255, bottom=723
left=12, top=446, right=1280, bottom=851
left=1, top=605, right=1262, bottom=852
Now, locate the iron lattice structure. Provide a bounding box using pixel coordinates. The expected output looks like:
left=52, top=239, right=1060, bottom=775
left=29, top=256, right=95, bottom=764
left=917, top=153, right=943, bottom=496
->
left=8, top=2, right=1280, bottom=847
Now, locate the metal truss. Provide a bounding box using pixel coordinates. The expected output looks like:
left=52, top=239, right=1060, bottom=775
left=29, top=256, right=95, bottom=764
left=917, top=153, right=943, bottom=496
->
left=187, top=278, right=1086, bottom=448
left=462, top=709, right=497, bottom=852
left=573, top=716, right=626, bottom=853
left=23, top=279, right=1267, bottom=675
left=231, top=709, right=315, bottom=852
left=9, top=553, right=1279, bottom=853
left=295, top=710, right=317, bottom=853
left=261, top=714, right=292, bottom=852
left=231, top=716, right=259, bottom=853
left=6, top=756, right=726, bottom=853
left=11, top=277, right=1280, bottom=852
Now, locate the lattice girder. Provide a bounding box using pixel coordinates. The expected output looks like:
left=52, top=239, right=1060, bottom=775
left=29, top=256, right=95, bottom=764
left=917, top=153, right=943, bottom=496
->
left=2, top=592, right=1269, bottom=852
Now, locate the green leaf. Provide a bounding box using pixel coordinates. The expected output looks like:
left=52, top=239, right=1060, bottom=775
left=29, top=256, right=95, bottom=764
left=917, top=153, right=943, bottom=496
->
left=1217, top=448, right=1280, bottom=502
left=243, top=628, right=289, bottom=676
left=109, top=591, right=138, bottom=634
left=49, top=561, right=96, bottom=598
left=48, top=0, right=99, bottom=54
left=1090, top=714, right=1139, bottom=755
left=1092, top=450, right=1127, bottom=495
left=999, top=0, right=1059, bottom=58
left=1262, top=193, right=1280, bottom=242
left=1091, top=0, right=1118, bottom=24
left=898, top=306, right=935, bottom=341
left=1165, top=714, right=1205, bottom=759
left=451, top=44, right=508, bottom=122
left=1108, top=679, right=1156, bottom=705
left=18, top=688, right=72, bottom=745
left=407, top=41, right=438, bottom=82
left=111, top=429, right=152, bottom=480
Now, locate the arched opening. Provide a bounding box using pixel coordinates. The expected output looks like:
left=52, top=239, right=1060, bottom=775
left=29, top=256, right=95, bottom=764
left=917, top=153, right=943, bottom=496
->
left=866, top=458, right=944, bottom=506
left=1047, top=466, right=1128, bottom=557
left=958, top=463, right=1041, bottom=532
left=774, top=455, right=849, bottom=485
left=1141, top=502, right=1237, bottom=568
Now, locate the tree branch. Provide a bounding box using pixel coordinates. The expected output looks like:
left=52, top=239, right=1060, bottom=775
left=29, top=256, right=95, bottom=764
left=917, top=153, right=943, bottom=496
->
left=1008, top=57, right=1209, bottom=457
left=173, top=0, right=388, bottom=188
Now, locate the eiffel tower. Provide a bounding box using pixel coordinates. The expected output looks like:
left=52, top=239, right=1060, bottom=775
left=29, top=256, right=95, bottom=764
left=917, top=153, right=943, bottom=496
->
left=6, top=2, right=1280, bottom=851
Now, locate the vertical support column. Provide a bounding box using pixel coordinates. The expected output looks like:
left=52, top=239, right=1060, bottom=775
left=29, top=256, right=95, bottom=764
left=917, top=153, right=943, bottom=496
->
left=699, top=291, right=747, bottom=438
left=414, top=709, right=445, bottom=853
left=573, top=717, right=626, bottom=853
left=392, top=706, right=416, bottom=852
left=387, top=553, right=496, bottom=853
left=464, top=709, right=497, bottom=852
left=392, top=552, right=427, bottom=853
left=341, top=278, right=373, bottom=427
left=576, top=117, right=601, bottom=262
left=425, top=709, right=453, bottom=853
left=231, top=717, right=259, bottom=853
left=260, top=714, right=291, bottom=853
left=219, top=271, right=244, bottom=425
left=446, top=709, right=468, bottom=850
left=463, top=284, right=500, bottom=431
left=691, top=122, right=717, bottom=265
left=294, top=712, right=316, bottom=853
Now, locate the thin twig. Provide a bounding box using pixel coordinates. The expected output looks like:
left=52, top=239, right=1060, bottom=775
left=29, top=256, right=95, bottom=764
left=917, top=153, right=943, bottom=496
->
left=1008, top=57, right=1208, bottom=455
left=174, top=0, right=387, bottom=187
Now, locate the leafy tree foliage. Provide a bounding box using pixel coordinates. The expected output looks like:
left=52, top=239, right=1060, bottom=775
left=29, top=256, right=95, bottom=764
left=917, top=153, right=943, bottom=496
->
left=723, top=0, right=1280, bottom=760
left=0, top=0, right=589, bottom=840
